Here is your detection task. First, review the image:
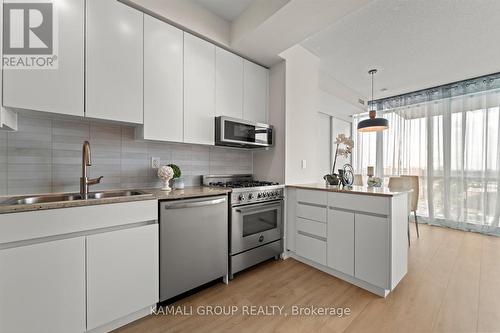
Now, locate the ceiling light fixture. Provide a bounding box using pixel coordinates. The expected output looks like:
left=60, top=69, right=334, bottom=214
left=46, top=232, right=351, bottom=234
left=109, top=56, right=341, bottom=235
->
left=357, top=69, right=389, bottom=132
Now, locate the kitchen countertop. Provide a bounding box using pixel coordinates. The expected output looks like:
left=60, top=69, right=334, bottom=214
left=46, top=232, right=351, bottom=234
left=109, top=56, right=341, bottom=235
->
left=142, top=186, right=231, bottom=200
left=287, top=183, right=412, bottom=197
left=0, top=186, right=231, bottom=214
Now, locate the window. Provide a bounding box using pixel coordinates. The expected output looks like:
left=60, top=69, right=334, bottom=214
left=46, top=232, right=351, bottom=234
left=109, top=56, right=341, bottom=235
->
left=353, top=91, right=500, bottom=235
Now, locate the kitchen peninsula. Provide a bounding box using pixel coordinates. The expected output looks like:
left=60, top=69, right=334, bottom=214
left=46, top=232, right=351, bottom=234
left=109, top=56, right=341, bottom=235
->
left=286, top=184, right=411, bottom=297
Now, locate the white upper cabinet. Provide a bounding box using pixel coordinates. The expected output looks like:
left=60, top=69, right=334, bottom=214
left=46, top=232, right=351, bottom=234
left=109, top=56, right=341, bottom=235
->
left=143, top=15, right=183, bottom=142
left=243, top=60, right=269, bottom=123
left=2, top=0, right=84, bottom=117
left=215, top=47, right=243, bottom=119
left=183, top=33, right=215, bottom=145
left=86, top=0, right=143, bottom=124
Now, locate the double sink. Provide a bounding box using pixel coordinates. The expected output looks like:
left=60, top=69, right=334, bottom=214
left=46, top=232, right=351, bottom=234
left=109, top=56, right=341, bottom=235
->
left=2, top=190, right=147, bottom=206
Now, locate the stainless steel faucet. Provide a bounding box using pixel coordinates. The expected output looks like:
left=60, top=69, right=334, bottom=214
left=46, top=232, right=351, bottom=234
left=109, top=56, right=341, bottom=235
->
left=80, top=141, right=103, bottom=198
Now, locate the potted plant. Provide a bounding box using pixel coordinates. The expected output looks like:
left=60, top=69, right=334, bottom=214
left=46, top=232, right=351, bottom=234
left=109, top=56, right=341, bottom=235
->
left=167, top=164, right=184, bottom=189
left=323, top=134, right=354, bottom=186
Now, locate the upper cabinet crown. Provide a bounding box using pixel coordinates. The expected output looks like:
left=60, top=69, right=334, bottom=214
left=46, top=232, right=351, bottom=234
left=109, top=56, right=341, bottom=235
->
left=2, top=0, right=85, bottom=117
left=243, top=60, right=269, bottom=124
left=183, top=33, right=216, bottom=145
left=86, top=0, right=144, bottom=124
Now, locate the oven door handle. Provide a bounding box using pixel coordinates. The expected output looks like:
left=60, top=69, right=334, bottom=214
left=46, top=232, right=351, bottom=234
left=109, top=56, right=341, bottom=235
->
left=235, top=201, right=281, bottom=213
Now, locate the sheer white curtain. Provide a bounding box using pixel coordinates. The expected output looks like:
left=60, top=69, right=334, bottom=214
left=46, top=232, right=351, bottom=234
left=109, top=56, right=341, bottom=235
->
left=353, top=89, right=500, bottom=235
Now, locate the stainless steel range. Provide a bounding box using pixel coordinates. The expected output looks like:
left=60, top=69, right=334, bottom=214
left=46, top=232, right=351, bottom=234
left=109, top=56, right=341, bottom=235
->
left=203, top=174, right=284, bottom=279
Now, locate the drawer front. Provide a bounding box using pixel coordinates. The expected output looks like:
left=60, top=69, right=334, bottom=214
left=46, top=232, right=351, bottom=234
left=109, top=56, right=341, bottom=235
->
left=296, top=217, right=326, bottom=238
left=297, top=189, right=327, bottom=206
left=328, top=192, right=389, bottom=216
left=295, top=233, right=326, bottom=265
left=296, top=203, right=327, bottom=222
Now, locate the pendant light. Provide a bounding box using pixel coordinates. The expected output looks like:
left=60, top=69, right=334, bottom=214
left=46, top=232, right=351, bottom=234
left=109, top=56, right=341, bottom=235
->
left=357, top=69, right=389, bottom=132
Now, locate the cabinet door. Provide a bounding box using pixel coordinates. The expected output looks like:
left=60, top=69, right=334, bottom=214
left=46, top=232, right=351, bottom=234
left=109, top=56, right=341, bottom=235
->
left=0, top=238, right=86, bottom=333
left=86, top=0, right=143, bottom=123
left=355, top=213, right=389, bottom=288
left=327, top=209, right=354, bottom=275
left=215, top=47, right=243, bottom=118
left=243, top=60, right=268, bottom=123
left=295, top=233, right=326, bottom=265
left=3, top=0, right=84, bottom=116
left=86, top=224, right=159, bottom=330
left=143, top=15, right=183, bottom=142
left=183, top=33, right=215, bottom=145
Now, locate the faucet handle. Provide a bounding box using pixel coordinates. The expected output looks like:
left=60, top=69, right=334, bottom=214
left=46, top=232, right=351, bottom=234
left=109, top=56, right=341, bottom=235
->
left=88, top=176, right=103, bottom=185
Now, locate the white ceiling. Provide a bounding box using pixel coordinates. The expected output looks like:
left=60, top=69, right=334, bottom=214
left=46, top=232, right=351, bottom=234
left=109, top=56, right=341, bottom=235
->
left=193, top=0, right=254, bottom=22
left=301, top=0, right=500, bottom=99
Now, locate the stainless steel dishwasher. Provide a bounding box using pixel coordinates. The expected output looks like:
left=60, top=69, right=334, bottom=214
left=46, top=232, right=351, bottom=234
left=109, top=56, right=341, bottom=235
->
left=159, top=195, right=228, bottom=301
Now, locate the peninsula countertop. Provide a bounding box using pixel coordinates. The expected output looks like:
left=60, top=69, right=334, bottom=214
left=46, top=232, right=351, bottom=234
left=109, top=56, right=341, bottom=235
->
left=287, top=183, right=411, bottom=197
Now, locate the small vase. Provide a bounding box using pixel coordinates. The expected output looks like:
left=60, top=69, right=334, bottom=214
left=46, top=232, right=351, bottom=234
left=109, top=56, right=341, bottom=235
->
left=173, top=178, right=185, bottom=189
left=162, top=177, right=172, bottom=191
left=323, top=174, right=340, bottom=186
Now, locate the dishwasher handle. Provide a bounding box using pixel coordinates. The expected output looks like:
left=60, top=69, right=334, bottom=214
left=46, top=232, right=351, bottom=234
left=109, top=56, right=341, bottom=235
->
left=163, top=197, right=226, bottom=209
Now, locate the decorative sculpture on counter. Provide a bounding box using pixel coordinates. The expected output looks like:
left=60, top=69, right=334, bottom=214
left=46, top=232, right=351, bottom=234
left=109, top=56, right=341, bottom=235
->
left=158, top=165, right=174, bottom=191
left=324, top=134, right=354, bottom=186
left=341, top=164, right=354, bottom=188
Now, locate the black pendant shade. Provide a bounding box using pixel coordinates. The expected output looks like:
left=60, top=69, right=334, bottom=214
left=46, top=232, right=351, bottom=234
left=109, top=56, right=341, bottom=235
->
left=357, top=116, right=389, bottom=132
left=358, top=69, right=388, bottom=132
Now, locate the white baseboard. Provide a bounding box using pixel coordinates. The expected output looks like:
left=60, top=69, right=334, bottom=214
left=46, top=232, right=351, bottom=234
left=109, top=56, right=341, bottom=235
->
left=86, top=305, right=154, bottom=333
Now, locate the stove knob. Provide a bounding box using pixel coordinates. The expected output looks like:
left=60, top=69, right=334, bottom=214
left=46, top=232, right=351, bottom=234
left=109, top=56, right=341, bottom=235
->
left=263, top=192, right=268, bottom=197
left=257, top=193, right=262, bottom=198
left=238, top=194, right=246, bottom=201
left=248, top=193, right=254, bottom=199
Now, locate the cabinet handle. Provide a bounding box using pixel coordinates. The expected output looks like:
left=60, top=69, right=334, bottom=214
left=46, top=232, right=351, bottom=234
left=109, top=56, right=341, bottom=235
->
left=163, top=198, right=226, bottom=209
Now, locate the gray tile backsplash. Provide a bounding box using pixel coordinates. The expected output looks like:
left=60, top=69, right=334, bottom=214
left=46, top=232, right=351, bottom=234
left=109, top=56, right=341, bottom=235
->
left=0, top=113, right=253, bottom=195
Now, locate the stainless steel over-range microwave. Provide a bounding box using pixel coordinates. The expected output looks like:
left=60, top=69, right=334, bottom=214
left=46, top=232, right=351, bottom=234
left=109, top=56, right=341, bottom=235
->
left=215, top=116, right=274, bottom=149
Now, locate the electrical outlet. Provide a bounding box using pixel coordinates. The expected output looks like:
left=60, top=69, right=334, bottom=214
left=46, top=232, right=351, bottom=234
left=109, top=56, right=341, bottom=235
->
left=301, top=159, right=307, bottom=169
left=151, top=157, right=160, bottom=169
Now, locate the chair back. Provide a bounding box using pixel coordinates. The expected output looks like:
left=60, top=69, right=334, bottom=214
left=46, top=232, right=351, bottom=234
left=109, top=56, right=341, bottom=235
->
left=388, top=176, right=412, bottom=215
left=401, top=175, right=419, bottom=211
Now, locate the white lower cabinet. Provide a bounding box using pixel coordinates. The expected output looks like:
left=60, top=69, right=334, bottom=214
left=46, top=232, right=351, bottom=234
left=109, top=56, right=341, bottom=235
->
left=327, top=209, right=354, bottom=276
left=0, top=237, right=86, bottom=333
left=354, top=214, right=390, bottom=289
left=86, top=224, right=159, bottom=330
left=295, top=232, right=326, bottom=266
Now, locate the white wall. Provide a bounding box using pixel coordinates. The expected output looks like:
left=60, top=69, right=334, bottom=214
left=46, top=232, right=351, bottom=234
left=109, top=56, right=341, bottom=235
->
left=253, top=61, right=286, bottom=183
left=126, top=0, right=231, bottom=46
left=280, top=45, right=321, bottom=184
left=275, top=45, right=363, bottom=185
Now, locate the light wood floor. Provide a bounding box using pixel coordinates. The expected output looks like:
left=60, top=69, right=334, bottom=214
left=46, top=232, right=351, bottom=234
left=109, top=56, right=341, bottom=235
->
left=114, top=224, right=500, bottom=333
